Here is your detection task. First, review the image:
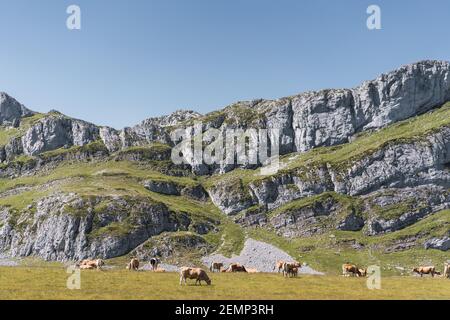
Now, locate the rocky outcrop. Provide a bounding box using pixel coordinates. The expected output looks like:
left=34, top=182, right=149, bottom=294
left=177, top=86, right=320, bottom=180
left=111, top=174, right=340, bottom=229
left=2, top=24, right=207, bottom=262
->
left=208, top=177, right=254, bottom=215
left=0, top=194, right=190, bottom=261
left=365, top=186, right=450, bottom=235
left=132, top=232, right=212, bottom=261
left=0, top=92, right=35, bottom=126
left=424, top=236, right=450, bottom=251
left=21, top=114, right=100, bottom=156
left=246, top=126, right=450, bottom=215
left=270, top=195, right=343, bottom=237
left=143, top=180, right=208, bottom=201
left=337, top=213, right=365, bottom=232
left=172, top=60, right=450, bottom=174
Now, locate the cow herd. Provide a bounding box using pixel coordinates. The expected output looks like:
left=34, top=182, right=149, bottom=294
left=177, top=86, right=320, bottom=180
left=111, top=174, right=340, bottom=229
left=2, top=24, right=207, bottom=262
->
left=342, top=262, right=450, bottom=279
left=74, top=258, right=450, bottom=287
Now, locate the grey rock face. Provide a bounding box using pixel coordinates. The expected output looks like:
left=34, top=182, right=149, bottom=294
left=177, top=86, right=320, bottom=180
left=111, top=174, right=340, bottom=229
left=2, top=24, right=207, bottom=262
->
left=157, top=110, right=202, bottom=127
left=424, top=236, right=450, bottom=251
left=292, top=89, right=356, bottom=152
left=4, top=137, right=24, bottom=161
left=144, top=180, right=180, bottom=196
left=0, top=193, right=189, bottom=261
left=143, top=180, right=207, bottom=201
left=365, top=186, right=450, bottom=235
left=21, top=114, right=100, bottom=156
left=270, top=196, right=342, bottom=237
left=99, top=126, right=122, bottom=152
left=133, top=232, right=212, bottom=261
left=337, top=213, right=365, bottom=232
left=291, top=61, right=450, bottom=152
left=0, top=92, right=35, bottom=126
left=208, top=178, right=254, bottom=215
left=353, top=60, right=450, bottom=130
left=247, top=127, right=450, bottom=214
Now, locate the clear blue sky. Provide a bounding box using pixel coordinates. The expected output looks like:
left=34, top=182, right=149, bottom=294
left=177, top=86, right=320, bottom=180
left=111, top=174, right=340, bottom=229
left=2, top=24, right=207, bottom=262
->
left=1, top=0, right=449, bottom=129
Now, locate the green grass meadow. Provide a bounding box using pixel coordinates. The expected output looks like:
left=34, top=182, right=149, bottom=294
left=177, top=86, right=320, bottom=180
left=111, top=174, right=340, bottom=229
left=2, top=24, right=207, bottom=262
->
left=0, top=267, right=449, bottom=300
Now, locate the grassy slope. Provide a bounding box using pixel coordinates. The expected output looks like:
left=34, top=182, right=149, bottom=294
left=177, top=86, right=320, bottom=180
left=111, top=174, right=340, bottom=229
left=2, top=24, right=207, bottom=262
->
left=0, top=113, right=47, bottom=146
left=0, top=268, right=449, bottom=300
left=0, top=157, right=246, bottom=259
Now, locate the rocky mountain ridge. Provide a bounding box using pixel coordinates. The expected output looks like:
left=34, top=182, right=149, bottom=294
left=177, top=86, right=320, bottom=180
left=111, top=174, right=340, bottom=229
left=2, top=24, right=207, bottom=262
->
left=0, top=60, right=449, bottom=267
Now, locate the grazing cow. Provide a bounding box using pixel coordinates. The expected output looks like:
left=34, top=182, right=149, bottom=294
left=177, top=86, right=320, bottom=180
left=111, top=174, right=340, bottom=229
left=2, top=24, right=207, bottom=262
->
left=444, top=263, right=450, bottom=279
left=150, top=258, right=161, bottom=271
left=210, top=262, right=224, bottom=273
left=246, top=268, right=260, bottom=273
left=225, top=263, right=247, bottom=273
left=179, top=267, right=211, bottom=286
left=290, top=267, right=299, bottom=277
left=342, top=263, right=361, bottom=277
left=358, top=268, right=368, bottom=277
left=412, top=266, right=436, bottom=277
left=275, top=260, right=285, bottom=273
left=282, top=262, right=301, bottom=278
left=126, top=258, right=139, bottom=271
left=78, top=259, right=105, bottom=270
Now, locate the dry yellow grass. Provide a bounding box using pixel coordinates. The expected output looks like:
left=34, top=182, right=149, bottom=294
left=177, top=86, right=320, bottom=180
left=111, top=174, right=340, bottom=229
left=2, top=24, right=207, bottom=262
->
left=0, top=267, right=449, bottom=300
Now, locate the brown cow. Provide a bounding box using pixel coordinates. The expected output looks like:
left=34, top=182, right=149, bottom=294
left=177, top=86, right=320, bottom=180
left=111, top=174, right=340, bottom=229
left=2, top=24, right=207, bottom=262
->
left=358, top=268, right=368, bottom=277
left=126, top=258, right=139, bottom=271
left=246, top=268, right=260, bottom=273
left=225, top=263, right=247, bottom=273
left=210, top=262, right=224, bottom=273
left=179, top=267, right=211, bottom=286
left=413, top=266, right=436, bottom=277
left=283, top=261, right=301, bottom=278
left=78, top=259, right=105, bottom=270
left=290, top=267, right=299, bottom=277
left=275, top=260, right=285, bottom=273
left=342, top=263, right=362, bottom=277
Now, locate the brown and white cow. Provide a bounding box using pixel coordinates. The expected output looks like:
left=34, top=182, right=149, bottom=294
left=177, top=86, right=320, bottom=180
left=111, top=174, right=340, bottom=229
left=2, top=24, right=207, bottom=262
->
left=179, top=267, right=211, bottom=286
left=342, top=263, right=362, bottom=277
left=150, top=258, right=161, bottom=271
left=225, top=263, right=247, bottom=273
left=358, top=268, right=368, bottom=277
left=210, top=262, right=224, bottom=273
left=78, top=259, right=105, bottom=270
left=126, top=258, right=139, bottom=271
left=412, top=266, right=436, bottom=277
left=275, top=260, right=285, bottom=273
left=283, top=261, right=301, bottom=278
